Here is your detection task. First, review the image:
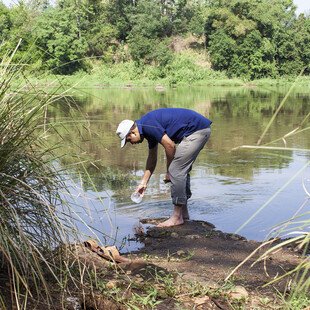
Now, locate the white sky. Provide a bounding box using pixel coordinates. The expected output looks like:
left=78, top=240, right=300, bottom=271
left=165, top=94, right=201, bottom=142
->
left=2, top=0, right=310, bottom=15
left=294, top=0, right=310, bottom=14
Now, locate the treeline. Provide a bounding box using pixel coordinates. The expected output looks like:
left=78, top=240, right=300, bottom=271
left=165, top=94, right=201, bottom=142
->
left=0, top=0, right=309, bottom=80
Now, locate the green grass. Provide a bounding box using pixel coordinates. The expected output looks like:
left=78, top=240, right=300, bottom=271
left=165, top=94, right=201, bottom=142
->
left=22, top=52, right=309, bottom=90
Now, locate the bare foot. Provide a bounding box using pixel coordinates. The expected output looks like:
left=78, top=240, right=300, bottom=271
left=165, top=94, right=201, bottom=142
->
left=157, top=216, right=184, bottom=227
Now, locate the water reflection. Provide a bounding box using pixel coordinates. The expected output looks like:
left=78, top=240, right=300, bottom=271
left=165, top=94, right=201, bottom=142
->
left=47, top=86, right=310, bottom=251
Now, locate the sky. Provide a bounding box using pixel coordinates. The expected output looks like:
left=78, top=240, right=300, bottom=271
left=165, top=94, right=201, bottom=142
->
left=1, top=0, right=310, bottom=15
left=294, top=0, right=310, bottom=14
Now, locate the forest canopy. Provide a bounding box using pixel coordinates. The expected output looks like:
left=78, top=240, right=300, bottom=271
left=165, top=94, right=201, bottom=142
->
left=0, top=0, right=309, bottom=80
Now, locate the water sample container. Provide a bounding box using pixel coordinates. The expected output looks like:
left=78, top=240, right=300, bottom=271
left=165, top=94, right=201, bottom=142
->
left=131, top=192, right=143, bottom=204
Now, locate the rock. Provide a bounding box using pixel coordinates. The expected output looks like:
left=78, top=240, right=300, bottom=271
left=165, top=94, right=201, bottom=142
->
left=171, top=232, right=179, bottom=238
left=65, top=296, right=80, bottom=310
left=228, top=285, right=249, bottom=300
left=134, top=277, right=144, bottom=284
left=106, top=280, right=118, bottom=289
left=185, top=234, right=200, bottom=239
left=228, top=233, right=246, bottom=241
left=147, top=228, right=170, bottom=238
left=133, top=224, right=145, bottom=236
left=143, top=237, right=153, bottom=245
left=176, top=250, right=186, bottom=256
left=193, top=296, right=210, bottom=305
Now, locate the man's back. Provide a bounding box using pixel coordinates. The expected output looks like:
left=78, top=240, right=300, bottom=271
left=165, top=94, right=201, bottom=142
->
left=136, top=108, right=212, bottom=148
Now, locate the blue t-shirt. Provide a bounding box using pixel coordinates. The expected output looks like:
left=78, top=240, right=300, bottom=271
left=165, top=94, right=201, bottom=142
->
left=136, top=108, right=212, bottom=149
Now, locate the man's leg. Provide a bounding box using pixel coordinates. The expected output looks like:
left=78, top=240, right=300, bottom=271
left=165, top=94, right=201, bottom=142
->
left=182, top=174, right=191, bottom=220
left=157, top=128, right=211, bottom=227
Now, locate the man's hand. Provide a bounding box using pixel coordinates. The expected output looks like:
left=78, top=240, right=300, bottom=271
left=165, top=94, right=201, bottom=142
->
left=163, top=173, right=171, bottom=183
left=135, top=183, right=147, bottom=196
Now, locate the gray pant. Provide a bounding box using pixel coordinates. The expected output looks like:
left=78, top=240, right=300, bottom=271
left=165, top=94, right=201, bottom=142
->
left=168, top=127, right=211, bottom=206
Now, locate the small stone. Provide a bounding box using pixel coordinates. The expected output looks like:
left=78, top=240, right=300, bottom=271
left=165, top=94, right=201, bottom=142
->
left=106, top=280, right=118, bottom=289
left=171, top=232, right=179, bottom=238
left=193, top=296, right=210, bottom=305
left=229, top=234, right=245, bottom=241
left=135, top=277, right=144, bottom=284
left=143, top=237, right=152, bottom=245
left=228, top=285, right=249, bottom=300
left=66, top=297, right=80, bottom=310
left=157, top=288, right=168, bottom=299
left=185, top=234, right=200, bottom=239
left=177, top=250, right=186, bottom=256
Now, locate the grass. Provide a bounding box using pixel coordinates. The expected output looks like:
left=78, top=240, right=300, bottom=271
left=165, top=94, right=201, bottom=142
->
left=0, top=43, right=90, bottom=308
left=25, top=55, right=310, bottom=90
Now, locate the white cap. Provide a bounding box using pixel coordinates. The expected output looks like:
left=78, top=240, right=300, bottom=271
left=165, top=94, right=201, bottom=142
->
left=116, top=119, right=134, bottom=148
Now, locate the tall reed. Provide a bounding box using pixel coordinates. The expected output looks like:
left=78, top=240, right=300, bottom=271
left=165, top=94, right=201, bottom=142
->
left=0, top=44, right=77, bottom=308
left=230, top=69, right=310, bottom=305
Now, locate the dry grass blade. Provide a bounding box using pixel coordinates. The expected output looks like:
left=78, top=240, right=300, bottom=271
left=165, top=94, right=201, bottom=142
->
left=235, top=161, right=310, bottom=234
left=256, top=67, right=305, bottom=145
left=232, top=145, right=310, bottom=152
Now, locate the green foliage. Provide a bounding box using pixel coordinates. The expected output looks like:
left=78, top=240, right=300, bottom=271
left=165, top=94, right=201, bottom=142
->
left=87, top=24, right=117, bottom=59
left=206, top=0, right=309, bottom=79
left=0, top=2, right=12, bottom=42
left=286, top=292, right=310, bottom=310
left=0, top=3, right=40, bottom=64
left=34, top=7, right=88, bottom=74
left=166, top=52, right=226, bottom=84
left=127, top=0, right=173, bottom=65
left=208, top=30, right=237, bottom=72
left=105, top=0, right=134, bottom=41
left=0, top=0, right=309, bottom=80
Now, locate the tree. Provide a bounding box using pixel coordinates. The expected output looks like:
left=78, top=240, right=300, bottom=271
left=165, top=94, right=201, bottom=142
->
left=35, top=7, right=87, bottom=74
left=127, top=0, right=173, bottom=65
left=0, top=2, right=12, bottom=44
left=205, top=0, right=305, bottom=79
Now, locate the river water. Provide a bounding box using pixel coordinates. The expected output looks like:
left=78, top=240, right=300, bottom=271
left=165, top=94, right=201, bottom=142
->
left=49, top=85, right=310, bottom=252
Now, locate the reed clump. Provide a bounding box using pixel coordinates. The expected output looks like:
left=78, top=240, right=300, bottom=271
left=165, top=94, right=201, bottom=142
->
left=0, top=45, right=78, bottom=308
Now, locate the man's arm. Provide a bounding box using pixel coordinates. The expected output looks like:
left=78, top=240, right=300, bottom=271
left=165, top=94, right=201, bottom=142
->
left=136, top=144, right=158, bottom=194
left=161, top=134, right=176, bottom=180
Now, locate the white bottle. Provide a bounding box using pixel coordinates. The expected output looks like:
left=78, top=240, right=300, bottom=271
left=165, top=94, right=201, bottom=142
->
left=131, top=192, right=142, bottom=204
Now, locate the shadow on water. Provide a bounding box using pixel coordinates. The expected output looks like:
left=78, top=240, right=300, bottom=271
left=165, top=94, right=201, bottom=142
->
left=48, top=86, right=310, bottom=252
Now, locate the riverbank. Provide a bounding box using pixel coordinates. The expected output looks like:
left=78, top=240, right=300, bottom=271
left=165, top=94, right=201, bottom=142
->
left=1, top=219, right=308, bottom=309
left=26, top=66, right=310, bottom=90
left=62, top=220, right=309, bottom=309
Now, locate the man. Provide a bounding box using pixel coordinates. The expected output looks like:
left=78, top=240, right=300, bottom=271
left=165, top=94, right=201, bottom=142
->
left=116, top=108, right=212, bottom=227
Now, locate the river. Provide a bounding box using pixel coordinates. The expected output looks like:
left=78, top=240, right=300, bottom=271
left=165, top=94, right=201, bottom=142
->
left=48, top=85, right=310, bottom=252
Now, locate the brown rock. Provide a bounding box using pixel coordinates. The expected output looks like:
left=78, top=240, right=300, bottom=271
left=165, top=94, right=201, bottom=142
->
left=194, top=296, right=210, bottom=305
left=228, top=285, right=249, bottom=300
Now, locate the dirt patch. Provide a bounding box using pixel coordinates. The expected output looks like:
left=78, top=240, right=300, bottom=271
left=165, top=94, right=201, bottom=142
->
left=65, top=219, right=307, bottom=309
left=1, top=220, right=306, bottom=309
left=127, top=219, right=305, bottom=309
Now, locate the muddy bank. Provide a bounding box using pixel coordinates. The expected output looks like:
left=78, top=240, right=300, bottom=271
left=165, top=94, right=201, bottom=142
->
left=65, top=219, right=307, bottom=310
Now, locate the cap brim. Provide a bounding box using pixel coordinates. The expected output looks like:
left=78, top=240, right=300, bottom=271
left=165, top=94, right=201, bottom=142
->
left=120, top=138, right=126, bottom=148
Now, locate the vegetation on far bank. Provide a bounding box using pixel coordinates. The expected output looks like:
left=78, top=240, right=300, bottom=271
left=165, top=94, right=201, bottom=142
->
left=31, top=66, right=310, bottom=89
left=1, top=0, right=309, bottom=86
